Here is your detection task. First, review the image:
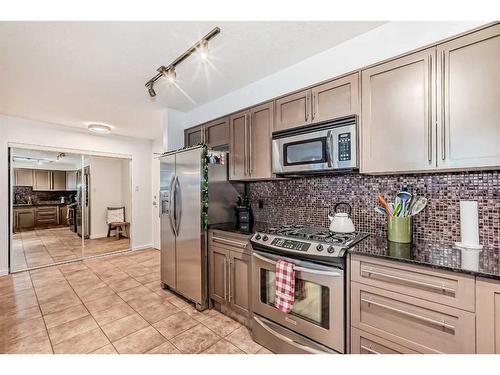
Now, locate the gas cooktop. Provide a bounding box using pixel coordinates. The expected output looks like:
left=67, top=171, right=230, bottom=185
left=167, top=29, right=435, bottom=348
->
left=250, top=224, right=369, bottom=261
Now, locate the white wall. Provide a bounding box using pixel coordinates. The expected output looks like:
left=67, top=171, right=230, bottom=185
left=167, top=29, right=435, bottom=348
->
left=151, top=137, right=163, bottom=249
left=170, top=21, right=487, bottom=133
left=0, top=115, right=154, bottom=275
left=163, top=108, right=187, bottom=151
left=89, top=156, right=131, bottom=239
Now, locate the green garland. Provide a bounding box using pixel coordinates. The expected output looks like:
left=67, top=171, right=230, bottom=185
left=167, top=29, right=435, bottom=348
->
left=201, top=145, right=209, bottom=229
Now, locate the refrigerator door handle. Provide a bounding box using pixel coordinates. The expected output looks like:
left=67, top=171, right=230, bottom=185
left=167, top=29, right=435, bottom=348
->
left=174, top=176, right=182, bottom=235
left=169, top=176, right=177, bottom=237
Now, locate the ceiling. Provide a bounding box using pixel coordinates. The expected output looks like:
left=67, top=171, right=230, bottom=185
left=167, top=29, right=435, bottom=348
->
left=11, top=148, right=83, bottom=170
left=0, top=21, right=385, bottom=139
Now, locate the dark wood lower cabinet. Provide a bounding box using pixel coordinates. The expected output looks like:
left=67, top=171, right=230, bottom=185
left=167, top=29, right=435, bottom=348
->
left=208, top=230, right=252, bottom=322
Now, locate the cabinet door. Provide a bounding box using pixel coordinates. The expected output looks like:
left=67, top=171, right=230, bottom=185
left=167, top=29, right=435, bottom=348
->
left=437, top=24, right=500, bottom=169
left=14, top=169, right=33, bottom=186
left=66, top=171, right=77, bottom=190
left=59, top=206, right=68, bottom=225
left=274, top=89, right=311, bottom=131
left=209, top=246, right=229, bottom=305
left=185, top=126, right=203, bottom=147
left=312, top=73, right=360, bottom=123
left=229, top=251, right=251, bottom=317
left=351, top=327, right=419, bottom=354
left=33, top=170, right=51, bottom=191
left=361, top=48, right=436, bottom=174
left=205, top=117, right=229, bottom=148
left=229, top=110, right=249, bottom=180
left=17, top=209, right=35, bottom=229
left=476, top=278, right=500, bottom=353
left=248, top=102, right=273, bottom=179
left=52, top=171, right=66, bottom=191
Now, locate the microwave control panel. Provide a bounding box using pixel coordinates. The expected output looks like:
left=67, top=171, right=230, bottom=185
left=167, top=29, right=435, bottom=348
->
left=338, top=132, right=351, bottom=161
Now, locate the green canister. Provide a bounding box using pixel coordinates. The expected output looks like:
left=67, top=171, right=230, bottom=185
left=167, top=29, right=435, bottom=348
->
left=387, top=216, right=412, bottom=243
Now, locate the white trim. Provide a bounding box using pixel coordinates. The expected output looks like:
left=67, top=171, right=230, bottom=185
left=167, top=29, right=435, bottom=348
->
left=8, top=142, right=132, bottom=160
left=0, top=269, right=8, bottom=276
left=132, top=244, right=154, bottom=251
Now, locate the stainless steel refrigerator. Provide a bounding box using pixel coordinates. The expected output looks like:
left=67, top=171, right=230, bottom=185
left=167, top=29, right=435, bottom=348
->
left=159, top=146, right=240, bottom=310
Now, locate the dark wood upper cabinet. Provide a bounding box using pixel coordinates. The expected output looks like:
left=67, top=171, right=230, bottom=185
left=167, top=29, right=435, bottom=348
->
left=311, top=73, right=360, bottom=123
left=185, top=125, right=203, bottom=147
left=204, top=117, right=229, bottom=148
left=229, top=110, right=249, bottom=180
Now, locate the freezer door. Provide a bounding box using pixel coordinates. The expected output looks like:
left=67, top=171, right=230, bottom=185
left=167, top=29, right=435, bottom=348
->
left=174, top=148, right=205, bottom=306
left=160, top=154, right=176, bottom=289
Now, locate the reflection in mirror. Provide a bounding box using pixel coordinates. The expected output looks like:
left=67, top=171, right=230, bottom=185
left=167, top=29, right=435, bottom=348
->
left=82, top=155, right=131, bottom=257
left=10, top=148, right=83, bottom=271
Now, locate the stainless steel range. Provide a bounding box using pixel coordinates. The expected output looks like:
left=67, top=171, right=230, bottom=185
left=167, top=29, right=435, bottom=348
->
left=250, top=225, right=368, bottom=354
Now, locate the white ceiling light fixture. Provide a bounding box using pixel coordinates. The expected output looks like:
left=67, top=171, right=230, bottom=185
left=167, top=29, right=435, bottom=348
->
left=88, top=123, right=112, bottom=134
left=145, top=26, right=220, bottom=98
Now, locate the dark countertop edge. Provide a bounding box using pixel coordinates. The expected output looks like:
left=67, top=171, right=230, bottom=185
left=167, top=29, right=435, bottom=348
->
left=348, top=248, right=500, bottom=282
left=13, top=203, right=69, bottom=207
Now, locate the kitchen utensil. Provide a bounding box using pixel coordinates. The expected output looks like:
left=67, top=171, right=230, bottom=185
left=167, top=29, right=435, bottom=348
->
left=396, top=190, right=413, bottom=216
left=328, top=202, right=355, bottom=233
left=410, top=197, right=427, bottom=216
left=377, top=194, right=393, bottom=217
left=374, top=206, right=387, bottom=215
left=394, top=202, right=402, bottom=217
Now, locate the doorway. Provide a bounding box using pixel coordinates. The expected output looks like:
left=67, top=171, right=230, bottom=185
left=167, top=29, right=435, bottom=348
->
left=9, top=146, right=132, bottom=272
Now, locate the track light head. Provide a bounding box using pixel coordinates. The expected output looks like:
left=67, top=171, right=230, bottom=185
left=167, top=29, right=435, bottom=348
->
left=147, top=83, right=156, bottom=97
left=198, top=40, right=209, bottom=61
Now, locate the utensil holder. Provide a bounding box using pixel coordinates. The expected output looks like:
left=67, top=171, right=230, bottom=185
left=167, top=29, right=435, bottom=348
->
left=387, top=216, right=412, bottom=243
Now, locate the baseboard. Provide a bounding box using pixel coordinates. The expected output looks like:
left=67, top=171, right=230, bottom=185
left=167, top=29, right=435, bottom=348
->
left=0, top=269, right=9, bottom=276
left=132, top=244, right=155, bottom=251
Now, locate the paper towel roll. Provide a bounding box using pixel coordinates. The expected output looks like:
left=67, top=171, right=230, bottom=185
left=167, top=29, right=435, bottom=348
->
left=460, top=200, right=479, bottom=247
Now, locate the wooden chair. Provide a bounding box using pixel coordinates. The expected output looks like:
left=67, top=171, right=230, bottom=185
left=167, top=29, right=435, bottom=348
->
left=106, top=207, right=130, bottom=240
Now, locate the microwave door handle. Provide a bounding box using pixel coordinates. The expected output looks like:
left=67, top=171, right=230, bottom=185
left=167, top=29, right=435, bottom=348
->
left=326, top=130, right=334, bottom=168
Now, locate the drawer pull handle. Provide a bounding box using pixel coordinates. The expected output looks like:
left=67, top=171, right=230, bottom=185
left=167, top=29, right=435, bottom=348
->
left=360, top=345, right=380, bottom=354
left=212, top=236, right=247, bottom=249
left=363, top=269, right=455, bottom=294
left=361, top=297, right=455, bottom=332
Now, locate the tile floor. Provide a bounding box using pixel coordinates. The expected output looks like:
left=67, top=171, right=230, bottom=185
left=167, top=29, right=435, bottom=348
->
left=11, top=227, right=130, bottom=271
left=0, top=248, right=272, bottom=354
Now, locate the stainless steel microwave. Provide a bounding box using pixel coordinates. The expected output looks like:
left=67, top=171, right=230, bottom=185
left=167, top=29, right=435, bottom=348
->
left=272, top=115, right=358, bottom=175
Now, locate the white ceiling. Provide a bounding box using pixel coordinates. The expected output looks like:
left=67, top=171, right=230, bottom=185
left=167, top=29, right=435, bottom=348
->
left=11, top=148, right=83, bottom=170
left=0, top=21, right=385, bottom=139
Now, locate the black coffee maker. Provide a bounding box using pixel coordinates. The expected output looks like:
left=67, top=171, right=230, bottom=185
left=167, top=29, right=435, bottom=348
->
left=235, top=195, right=253, bottom=233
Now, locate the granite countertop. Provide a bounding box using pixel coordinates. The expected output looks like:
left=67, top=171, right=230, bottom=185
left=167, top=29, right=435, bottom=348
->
left=14, top=201, right=69, bottom=207
left=349, top=235, right=500, bottom=281
left=208, top=221, right=271, bottom=236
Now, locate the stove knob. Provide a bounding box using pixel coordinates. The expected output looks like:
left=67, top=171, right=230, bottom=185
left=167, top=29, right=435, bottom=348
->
left=316, top=244, right=324, bottom=252
left=327, top=246, right=335, bottom=254
left=262, top=235, right=269, bottom=242
left=255, top=233, right=262, bottom=240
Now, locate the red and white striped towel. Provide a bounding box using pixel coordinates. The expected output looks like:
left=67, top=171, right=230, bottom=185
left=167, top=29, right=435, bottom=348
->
left=275, top=259, right=295, bottom=313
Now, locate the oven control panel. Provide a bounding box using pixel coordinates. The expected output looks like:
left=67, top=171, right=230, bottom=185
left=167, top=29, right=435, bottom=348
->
left=270, top=238, right=310, bottom=252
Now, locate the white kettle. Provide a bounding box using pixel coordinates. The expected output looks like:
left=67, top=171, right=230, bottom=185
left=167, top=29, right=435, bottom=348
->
left=328, top=202, right=355, bottom=233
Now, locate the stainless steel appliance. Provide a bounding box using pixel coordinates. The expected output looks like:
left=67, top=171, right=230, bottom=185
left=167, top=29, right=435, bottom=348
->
left=272, top=115, right=358, bottom=175
left=250, top=225, right=368, bottom=354
left=76, top=167, right=90, bottom=238
left=159, top=146, right=240, bottom=310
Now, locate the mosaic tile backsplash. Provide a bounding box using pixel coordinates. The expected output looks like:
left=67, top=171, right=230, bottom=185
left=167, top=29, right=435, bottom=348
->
left=13, top=186, right=76, bottom=204
left=247, top=170, right=500, bottom=248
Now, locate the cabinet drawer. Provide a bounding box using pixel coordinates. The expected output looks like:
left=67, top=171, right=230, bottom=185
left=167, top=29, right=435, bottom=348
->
left=351, top=255, right=475, bottom=312
left=209, top=230, right=251, bottom=254
left=351, top=282, right=475, bottom=353
left=351, top=327, right=418, bottom=354
left=37, top=206, right=58, bottom=214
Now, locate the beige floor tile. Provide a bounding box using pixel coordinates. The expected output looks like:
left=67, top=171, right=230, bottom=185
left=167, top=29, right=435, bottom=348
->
left=1, top=316, right=47, bottom=342
left=133, top=271, right=160, bottom=285
left=0, top=288, right=39, bottom=314
left=146, top=341, right=181, bottom=354
left=170, top=324, right=220, bottom=354
left=39, top=293, right=81, bottom=315
left=202, top=313, right=242, bottom=337
left=183, top=306, right=219, bottom=322
left=106, top=276, right=141, bottom=292
left=43, top=304, right=89, bottom=329
left=47, top=314, right=98, bottom=344
left=112, top=326, right=166, bottom=354
left=0, top=305, right=42, bottom=327
left=202, top=339, right=244, bottom=354
left=127, top=293, right=166, bottom=311
left=226, top=326, right=262, bottom=354
left=135, top=301, right=180, bottom=324
left=153, top=311, right=198, bottom=340
left=53, top=328, right=110, bottom=354
left=117, top=285, right=152, bottom=302
left=3, top=330, right=53, bottom=354
left=256, top=347, right=274, bottom=354
left=90, top=343, right=118, bottom=354
left=84, top=294, right=126, bottom=315
left=100, top=313, right=149, bottom=342
left=91, top=303, right=135, bottom=326
left=76, top=284, right=116, bottom=303
left=168, top=295, right=193, bottom=310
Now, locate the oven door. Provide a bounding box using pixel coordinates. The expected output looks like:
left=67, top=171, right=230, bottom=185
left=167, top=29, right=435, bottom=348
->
left=251, top=250, right=344, bottom=353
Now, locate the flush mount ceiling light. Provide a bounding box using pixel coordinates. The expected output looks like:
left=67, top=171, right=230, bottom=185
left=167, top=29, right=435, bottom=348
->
left=88, top=123, right=112, bottom=133
left=145, top=26, right=220, bottom=98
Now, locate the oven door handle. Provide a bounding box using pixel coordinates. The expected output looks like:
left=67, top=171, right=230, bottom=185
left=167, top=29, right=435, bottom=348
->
left=252, top=252, right=342, bottom=277
left=326, top=130, right=335, bottom=168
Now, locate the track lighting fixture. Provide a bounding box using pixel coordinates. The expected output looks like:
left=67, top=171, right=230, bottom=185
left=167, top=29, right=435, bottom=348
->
left=145, top=27, right=220, bottom=98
